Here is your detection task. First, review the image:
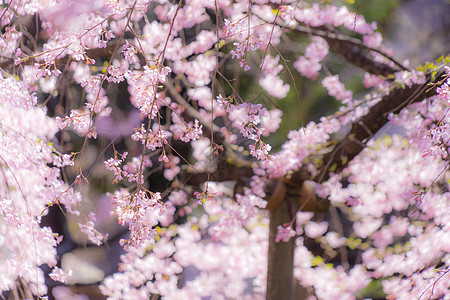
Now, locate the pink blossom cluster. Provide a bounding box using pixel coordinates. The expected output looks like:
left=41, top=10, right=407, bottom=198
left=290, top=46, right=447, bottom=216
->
left=173, top=55, right=216, bottom=86
left=131, top=124, right=172, bottom=154
left=174, top=119, right=203, bottom=143
left=191, top=138, right=215, bottom=171
left=275, top=224, right=296, bottom=242
left=78, top=212, right=109, bottom=246
left=223, top=17, right=263, bottom=71
left=389, top=77, right=450, bottom=161
left=205, top=189, right=267, bottom=241
left=279, top=5, right=295, bottom=24
left=394, top=70, right=426, bottom=88
left=231, top=102, right=266, bottom=140
left=101, top=189, right=268, bottom=299
left=422, top=122, right=449, bottom=159
left=163, top=155, right=181, bottom=181
left=293, top=4, right=377, bottom=35
left=193, top=190, right=216, bottom=205
left=104, top=152, right=153, bottom=184
left=104, top=151, right=130, bottom=182
left=0, top=75, right=83, bottom=296
left=294, top=36, right=329, bottom=80
left=228, top=102, right=276, bottom=160
left=259, top=55, right=290, bottom=98
left=420, top=67, right=450, bottom=159
left=362, top=72, right=388, bottom=89
left=265, top=117, right=341, bottom=178
left=321, top=75, right=353, bottom=105
left=312, top=133, right=450, bottom=299
left=436, top=67, right=450, bottom=104
left=111, top=189, right=164, bottom=251
left=128, top=65, right=172, bottom=117
left=49, top=267, right=73, bottom=284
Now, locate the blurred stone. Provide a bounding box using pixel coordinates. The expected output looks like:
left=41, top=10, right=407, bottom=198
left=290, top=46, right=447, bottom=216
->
left=62, top=249, right=106, bottom=285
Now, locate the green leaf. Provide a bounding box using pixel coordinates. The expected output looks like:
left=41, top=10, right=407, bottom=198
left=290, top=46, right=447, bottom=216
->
left=357, top=279, right=386, bottom=299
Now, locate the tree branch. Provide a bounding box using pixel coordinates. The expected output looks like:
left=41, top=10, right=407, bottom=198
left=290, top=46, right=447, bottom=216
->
left=292, top=25, right=407, bottom=76
left=315, top=67, right=447, bottom=183
left=180, top=165, right=254, bottom=187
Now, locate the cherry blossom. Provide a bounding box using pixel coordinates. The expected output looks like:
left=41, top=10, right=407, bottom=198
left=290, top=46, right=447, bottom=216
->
left=0, top=1, right=449, bottom=299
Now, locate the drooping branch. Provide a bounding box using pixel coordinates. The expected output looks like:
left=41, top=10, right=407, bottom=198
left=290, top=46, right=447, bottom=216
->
left=0, top=42, right=123, bottom=70
left=164, top=80, right=251, bottom=167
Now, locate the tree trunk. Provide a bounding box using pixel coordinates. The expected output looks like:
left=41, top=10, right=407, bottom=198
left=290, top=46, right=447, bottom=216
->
left=266, top=196, right=298, bottom=300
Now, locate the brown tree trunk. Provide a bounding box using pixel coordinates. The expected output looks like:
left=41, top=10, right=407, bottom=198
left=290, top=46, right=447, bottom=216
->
left=266, top=196, right=298, bottom=300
